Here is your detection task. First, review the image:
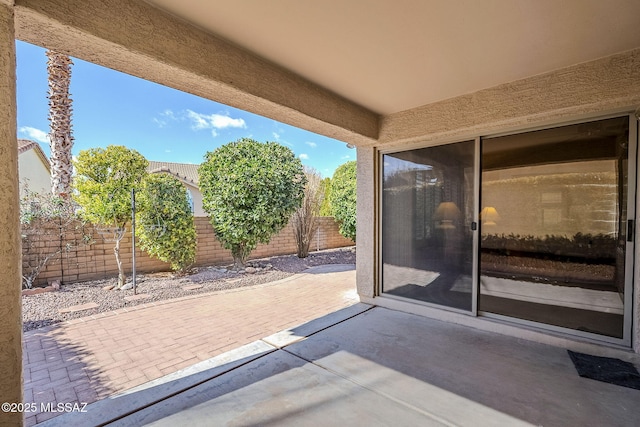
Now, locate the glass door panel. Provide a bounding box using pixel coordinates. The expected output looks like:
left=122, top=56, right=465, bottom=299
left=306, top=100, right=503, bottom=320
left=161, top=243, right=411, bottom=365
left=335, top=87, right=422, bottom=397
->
left=479, top=116, right=631, bottom=338
left=382, top=141, right=476, bottom=311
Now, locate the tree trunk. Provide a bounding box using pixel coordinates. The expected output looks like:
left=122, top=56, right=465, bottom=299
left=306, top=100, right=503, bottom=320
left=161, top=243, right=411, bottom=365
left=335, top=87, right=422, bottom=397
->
left=231, top=243, right=250, bottom=270
left=46, top=50, right=74, bottom=198
left=114, top=238, right=126, bottom=288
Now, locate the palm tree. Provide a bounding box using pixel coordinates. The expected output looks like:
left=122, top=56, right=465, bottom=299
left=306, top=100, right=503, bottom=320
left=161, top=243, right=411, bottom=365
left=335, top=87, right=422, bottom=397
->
left=46, top=50, right=74, bottom=198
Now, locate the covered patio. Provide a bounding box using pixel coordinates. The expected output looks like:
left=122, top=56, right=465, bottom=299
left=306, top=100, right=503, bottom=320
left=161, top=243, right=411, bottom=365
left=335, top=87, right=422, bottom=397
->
left=42, top=303, right=640, bottom=426
left=2, top=1, right=640, bottom=425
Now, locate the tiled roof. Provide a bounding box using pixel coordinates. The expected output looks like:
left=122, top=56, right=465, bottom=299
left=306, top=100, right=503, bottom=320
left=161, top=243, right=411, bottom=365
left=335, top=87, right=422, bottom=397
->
left=18, top=138, right=38, bottom=154
left=147, top=161, right=199, bottom=187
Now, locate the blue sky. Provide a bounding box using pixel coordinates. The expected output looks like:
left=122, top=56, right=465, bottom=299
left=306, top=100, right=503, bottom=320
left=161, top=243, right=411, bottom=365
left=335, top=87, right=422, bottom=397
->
left=16, top=40, right=355, bottom=178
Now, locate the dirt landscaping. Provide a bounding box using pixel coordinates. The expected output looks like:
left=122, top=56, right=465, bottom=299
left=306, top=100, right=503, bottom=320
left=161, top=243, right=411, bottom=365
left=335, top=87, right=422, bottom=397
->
left=22, top=247, right=355, bottom=332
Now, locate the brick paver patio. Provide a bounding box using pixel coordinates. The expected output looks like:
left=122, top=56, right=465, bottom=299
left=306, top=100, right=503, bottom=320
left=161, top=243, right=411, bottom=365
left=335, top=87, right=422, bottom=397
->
left=22, top=266, right=357, bottom=426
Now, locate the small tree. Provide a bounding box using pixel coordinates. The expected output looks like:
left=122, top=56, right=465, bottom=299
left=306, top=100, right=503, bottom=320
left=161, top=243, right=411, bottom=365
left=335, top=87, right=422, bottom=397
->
left=73, top=145, right=148, bottom=288
left=330, top=161, right=357, bottom=241
left=137, top=174, right=197, bottom=273
left=199, top=138, right=305, bottom=269
left=291, top=167, right=324, bottom=258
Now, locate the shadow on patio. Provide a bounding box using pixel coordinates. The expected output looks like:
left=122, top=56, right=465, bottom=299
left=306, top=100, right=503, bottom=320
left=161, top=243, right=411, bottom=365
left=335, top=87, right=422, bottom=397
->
left=22, top=328, right=109, bottom=426
left=38, top=303, right=640, bottom=426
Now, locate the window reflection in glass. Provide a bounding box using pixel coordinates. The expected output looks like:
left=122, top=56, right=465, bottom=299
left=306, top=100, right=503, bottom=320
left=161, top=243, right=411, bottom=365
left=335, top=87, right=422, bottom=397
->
left=480, top=116, right=630, bottom=338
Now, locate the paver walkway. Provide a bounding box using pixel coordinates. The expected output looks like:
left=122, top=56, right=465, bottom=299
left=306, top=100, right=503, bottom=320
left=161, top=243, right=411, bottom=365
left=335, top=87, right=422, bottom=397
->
left=22, top=265, right=357, bottom=426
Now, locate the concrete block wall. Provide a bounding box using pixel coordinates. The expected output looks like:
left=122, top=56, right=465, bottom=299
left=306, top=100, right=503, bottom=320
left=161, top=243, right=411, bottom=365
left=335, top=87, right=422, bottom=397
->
left=22, top=216, right=354, bottom=287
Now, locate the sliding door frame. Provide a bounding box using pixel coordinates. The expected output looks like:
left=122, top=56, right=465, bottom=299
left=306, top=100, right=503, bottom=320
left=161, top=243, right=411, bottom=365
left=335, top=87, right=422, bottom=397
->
left=376, top=112, right=637, bottom=348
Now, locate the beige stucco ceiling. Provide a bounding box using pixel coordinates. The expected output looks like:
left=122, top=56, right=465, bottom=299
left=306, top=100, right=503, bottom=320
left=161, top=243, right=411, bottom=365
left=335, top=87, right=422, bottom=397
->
left=144, top=0, right=640, bottom=115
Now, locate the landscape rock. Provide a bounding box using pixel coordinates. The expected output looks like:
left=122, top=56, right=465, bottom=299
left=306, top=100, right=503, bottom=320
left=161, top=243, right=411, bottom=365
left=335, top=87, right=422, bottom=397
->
left=120, top=283, right=134, bottom=291
left=245, top=267, right=257, bottom=274
left=21, top=246, right=355, bottom=332
left=102, top=285, right=115, bottom=291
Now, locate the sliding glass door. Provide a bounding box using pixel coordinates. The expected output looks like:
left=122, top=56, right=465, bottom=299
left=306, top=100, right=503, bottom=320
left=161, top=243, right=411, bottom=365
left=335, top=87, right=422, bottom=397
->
left=479, top=116, right=633, bottom=339
left=380, top=114, right=636, bottom=343
left=382, top=141, right=476, bottom=312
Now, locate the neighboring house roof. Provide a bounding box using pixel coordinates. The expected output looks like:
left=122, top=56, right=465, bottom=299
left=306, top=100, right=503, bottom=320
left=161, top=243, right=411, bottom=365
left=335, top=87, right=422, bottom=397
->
left=18, top=139, right=50, bottom=172
left=147, top=161, right=199, bottom=187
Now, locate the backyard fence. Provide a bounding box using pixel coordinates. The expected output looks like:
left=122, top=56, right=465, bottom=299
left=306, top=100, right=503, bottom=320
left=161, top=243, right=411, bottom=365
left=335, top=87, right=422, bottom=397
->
left=21, top=216, right=354, bottom=287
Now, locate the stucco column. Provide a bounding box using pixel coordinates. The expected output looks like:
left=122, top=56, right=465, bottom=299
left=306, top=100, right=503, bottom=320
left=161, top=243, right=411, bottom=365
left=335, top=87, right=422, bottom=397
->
left=356, top=146, right=375, bottom=299
left=0, top=1, right=23, bottom=425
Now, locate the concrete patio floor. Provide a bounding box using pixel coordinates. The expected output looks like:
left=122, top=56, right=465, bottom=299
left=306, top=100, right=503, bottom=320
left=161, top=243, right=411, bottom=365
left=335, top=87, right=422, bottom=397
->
left=23, top=264, right=358, bottom=425
left=43, top=303, right=640, bottom=426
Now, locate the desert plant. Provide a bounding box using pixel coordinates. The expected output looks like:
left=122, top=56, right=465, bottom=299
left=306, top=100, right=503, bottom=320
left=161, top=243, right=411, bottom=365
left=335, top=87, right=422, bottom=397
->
left=137, top=174, right=197, bottom=273
left=330, top=160, right=357, bottom=241
left=20, top=184, right=91, bottom=288
left=73, top=145, right=148, bottom=287
left=291, top=167, right=324, bottom=258
left=199, top=138, right=305, bottom=269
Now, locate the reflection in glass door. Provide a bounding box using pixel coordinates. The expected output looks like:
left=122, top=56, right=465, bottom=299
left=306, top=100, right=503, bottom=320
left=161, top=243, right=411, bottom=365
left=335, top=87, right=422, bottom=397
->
left=479, top=116, right=633, bottom=339
left=382, top=141, right=476, bottom=311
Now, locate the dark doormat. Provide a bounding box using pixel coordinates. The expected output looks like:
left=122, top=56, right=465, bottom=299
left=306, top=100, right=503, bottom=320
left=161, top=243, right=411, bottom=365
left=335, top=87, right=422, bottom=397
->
left=568, top=350, right=640, bottom=390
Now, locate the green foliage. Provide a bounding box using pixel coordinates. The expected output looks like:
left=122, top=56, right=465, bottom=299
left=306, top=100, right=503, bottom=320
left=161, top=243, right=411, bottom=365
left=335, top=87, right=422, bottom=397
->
left=319, top=177, right=332, bottom=216
left=73, top=145, right=148, bottom=287
left=136, top=174, right=197, bottom=273
left=73, top=145, right=149, bottom=228
left=330, top=161, right=357, bottom=241
left=199, top=138, right=305, bottom=267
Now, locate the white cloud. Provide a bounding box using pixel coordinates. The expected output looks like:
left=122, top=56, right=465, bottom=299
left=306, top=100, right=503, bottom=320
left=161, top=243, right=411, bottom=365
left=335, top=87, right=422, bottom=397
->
left=305, top=141, right=317, bottom=148
left=153, top=109, right=178, bottom=128
left=186, top=110, right=246, bottom=134
left=341, top=154, right=351, bottom=159
left=186, top=110, right=210, bottom=130
left=19, top=126, right=49, bottom=144
left=272, top=132, right=280, bottom=140
left=210, top=114, right=245, bottom=129
left=299, top=153, right=309, bottom=160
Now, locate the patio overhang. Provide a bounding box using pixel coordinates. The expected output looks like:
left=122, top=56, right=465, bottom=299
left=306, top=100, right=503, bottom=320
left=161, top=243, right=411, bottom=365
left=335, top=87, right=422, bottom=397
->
left=14, top=0, right=380, bottom=146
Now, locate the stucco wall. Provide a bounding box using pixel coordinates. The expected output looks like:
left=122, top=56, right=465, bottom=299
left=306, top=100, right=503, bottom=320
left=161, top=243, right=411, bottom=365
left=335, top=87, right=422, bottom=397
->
left=18, top=149, right=50, bottom=196
left=0, top=2, right=23, bottom=424
left=184, top=183, right=206, bottom=217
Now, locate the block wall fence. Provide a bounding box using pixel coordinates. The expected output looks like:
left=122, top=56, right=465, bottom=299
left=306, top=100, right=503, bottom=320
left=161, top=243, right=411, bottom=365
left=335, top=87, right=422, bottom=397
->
left=22, top=216, right=354, bottom=287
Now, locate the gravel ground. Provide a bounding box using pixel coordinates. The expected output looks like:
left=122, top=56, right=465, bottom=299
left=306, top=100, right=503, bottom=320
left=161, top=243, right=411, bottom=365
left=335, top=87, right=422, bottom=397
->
left=22, top=247, right=356, bottom=332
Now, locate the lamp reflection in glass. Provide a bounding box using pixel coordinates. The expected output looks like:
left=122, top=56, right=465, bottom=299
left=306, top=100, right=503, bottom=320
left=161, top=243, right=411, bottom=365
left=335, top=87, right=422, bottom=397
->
left=480, top=206, right=500, bottom=226
left=435, top=202, right=461, bottom=229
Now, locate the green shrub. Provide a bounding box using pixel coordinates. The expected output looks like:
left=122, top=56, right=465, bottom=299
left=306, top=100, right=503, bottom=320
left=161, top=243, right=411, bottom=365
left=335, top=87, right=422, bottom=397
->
left=137, top=174, right=197, bottom=273
left=199, top=138, right=305, bottom=268
left=319, top=177, right=333, bottom=216
left=330, top=161, right=357, bottom=241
